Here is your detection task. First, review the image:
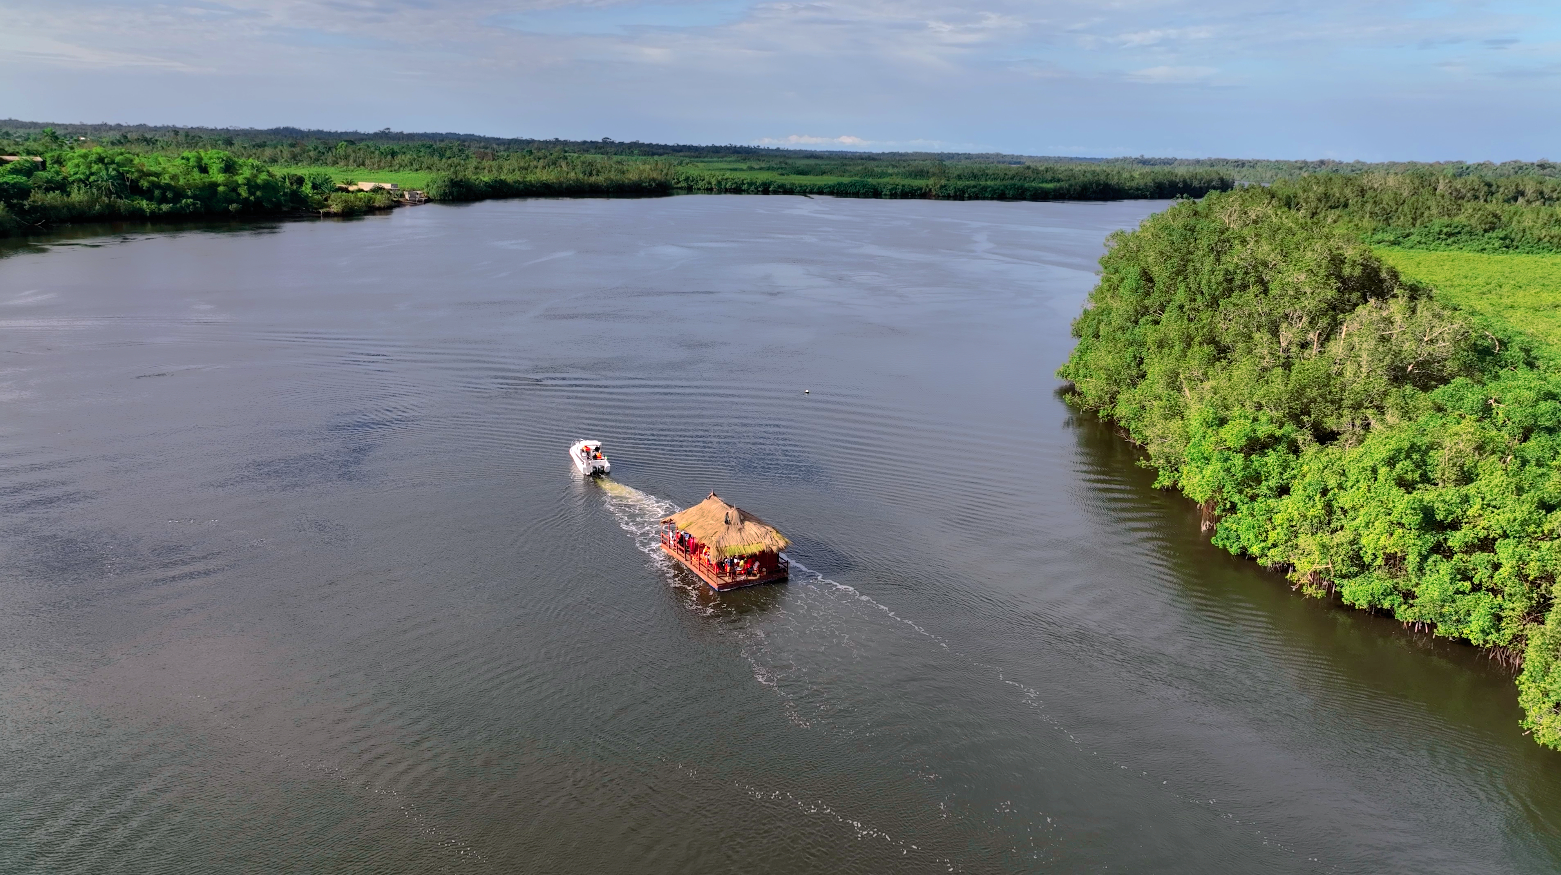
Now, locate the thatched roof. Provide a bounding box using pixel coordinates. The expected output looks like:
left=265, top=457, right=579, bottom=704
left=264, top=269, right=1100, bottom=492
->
left=663, top=492, right=790, bottom=557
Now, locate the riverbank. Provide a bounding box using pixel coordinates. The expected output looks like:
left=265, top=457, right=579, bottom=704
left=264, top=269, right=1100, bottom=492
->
left=1058, top=176, right=1561, bottom=749
left=0, top=147, right=418, bottom=238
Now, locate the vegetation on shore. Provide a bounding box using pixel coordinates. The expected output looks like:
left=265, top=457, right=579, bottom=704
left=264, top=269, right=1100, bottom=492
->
left=0, top=122, right=1241, bottom=236
left=1058, top=175, right=1561, bottom=749
left=1094, top=156, right=1561, bottom=186
left=0, top=130, right=413, bottom=237
left=12, top=119, right=1561, bottom=238
left=9, top=117, right=1560, bottom=183
left=250, top=141, right=1233, bottom=201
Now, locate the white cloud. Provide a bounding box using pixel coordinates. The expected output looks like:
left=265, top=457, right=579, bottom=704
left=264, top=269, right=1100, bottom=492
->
left=1128, top=65, right=1218, bottom=83
left=0, top=31, right=200, bottom=70
left=755, top=134, right=872, bottom=146
left=1112, top=27, right=1216, bottom=48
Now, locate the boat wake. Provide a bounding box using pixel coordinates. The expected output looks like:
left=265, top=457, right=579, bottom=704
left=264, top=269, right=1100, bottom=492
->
left=595, top=476, right=946, bottom=643
left=596, top=479, right=1049, bottom=743
left=593, top=476, right=681, bottom=568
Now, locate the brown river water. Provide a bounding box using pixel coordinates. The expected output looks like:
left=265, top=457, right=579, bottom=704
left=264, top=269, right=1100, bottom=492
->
left=1, top=196, right=1559, bottom=873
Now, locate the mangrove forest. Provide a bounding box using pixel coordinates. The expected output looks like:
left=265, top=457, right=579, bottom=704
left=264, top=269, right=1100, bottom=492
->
left=1059, top=172, right=1561, bottom=749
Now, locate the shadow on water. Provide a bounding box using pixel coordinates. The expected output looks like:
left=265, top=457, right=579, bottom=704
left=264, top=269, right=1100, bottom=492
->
left=1066, top=406, right=1525, bottom=708
left=0, top=216, right=316, bottom=260
left=1065, top=403, right=1561, bottom=857
left=0, top=194, right=700, bottom=262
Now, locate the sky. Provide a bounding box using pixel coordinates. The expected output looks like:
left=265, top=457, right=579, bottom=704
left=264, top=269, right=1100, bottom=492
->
left=2, top=0, right=1560, bottom=160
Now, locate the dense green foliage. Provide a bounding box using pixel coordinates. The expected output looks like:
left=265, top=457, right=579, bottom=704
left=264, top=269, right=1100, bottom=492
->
left=1257, top=172, right=1561, bottom=253
left=1059, top=183, right=1561, bottom=749
left=0, top=135, right=402, bottom=235
left=0, top=148, right=302, bottom=225
left=413, top=159, right=1227, bottom=202
left=673, top=161, right=1226, bottom=200
left=1098, top=156, right=1561, bottom=185
left=1381, top=251, right=1561, bottom=358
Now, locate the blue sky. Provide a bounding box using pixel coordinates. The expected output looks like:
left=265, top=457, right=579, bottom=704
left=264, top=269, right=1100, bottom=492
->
left=2, top=0, right=1559, bottom=160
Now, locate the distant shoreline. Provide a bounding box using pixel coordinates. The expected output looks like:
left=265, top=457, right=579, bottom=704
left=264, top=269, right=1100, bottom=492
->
left=0, top=191, right=1184, bottom=251
left=0, top=125, right=1236, bottom=239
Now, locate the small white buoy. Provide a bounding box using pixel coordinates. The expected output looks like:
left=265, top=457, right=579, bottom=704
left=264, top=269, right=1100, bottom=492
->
left=803, top=389, right=810, bottom=394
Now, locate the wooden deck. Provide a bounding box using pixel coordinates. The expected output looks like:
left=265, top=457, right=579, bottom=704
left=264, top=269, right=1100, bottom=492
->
left=659, top=541, right=788, bottom=591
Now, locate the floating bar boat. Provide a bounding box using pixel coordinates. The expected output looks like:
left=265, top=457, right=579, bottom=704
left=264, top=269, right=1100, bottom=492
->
left=659, top=492, right=790, bottom=591
left=569, top=439, right=610, bottom=476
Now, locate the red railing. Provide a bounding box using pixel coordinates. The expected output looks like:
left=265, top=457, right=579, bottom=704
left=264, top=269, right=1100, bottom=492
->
left=660, top=531, right=787, bottom=583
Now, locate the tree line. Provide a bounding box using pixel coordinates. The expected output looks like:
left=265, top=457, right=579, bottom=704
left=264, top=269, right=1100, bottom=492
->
left=0, top=126, right=1240, bottom=236
left=1095, top=156, right=1561, bottom=185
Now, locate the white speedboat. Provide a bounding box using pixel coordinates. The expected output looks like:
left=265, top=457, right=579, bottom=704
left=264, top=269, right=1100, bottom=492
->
left=569, top=439, right=610, bottom=476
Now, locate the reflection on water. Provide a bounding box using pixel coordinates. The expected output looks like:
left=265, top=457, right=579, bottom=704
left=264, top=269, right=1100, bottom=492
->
left=1, top=195, right=1559, bottom=874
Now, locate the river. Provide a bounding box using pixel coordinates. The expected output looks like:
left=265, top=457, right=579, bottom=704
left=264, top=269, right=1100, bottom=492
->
left=2, top=196, right=1558, bottom=873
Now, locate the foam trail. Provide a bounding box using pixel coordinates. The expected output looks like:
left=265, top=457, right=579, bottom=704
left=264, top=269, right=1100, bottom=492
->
left=594, top=477, right=677, bottom=557
left=786, top=556, right=948, bottom=649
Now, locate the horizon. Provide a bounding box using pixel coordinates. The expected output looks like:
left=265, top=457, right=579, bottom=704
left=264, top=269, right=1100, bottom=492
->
left=2, top=118, right=1554, bottom=168
left=3, top=1, right=1558, bottom=163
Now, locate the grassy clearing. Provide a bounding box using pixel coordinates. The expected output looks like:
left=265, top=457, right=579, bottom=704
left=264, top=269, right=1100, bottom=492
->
left=270, top=166, right=435, bottom=189
left=1379, top=249, right=1561, bottom=357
